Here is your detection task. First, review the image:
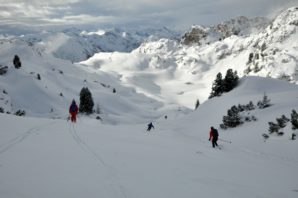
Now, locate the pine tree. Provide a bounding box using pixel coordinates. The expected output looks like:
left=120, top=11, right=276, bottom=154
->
left=209, top=72, right=223, bottom=98
left=257, top=93, right=271, bottom=109
left=13, top=55, right=21, bottom=69
left=291, top=110, right=298, bottom=130
left=79, top=87, right=94, bottom=114
left=195, top=99, right=200, bottom=110
left=223, top=69, right=239, bottom=92
left=247, top=53, right=254, bottom=64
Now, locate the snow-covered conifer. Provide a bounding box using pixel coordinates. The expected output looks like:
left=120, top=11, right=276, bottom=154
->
left=223, top=69, right=239, bottom=92
left=291, top=110, right=298, bottom=130
left=222, top=106, right=242, bottom=128
left=268, top=121, right=280, bottom=133
left=79, top=87, right=94, bottom=114
left=257, top=93, right=271, bottom=109
left=209, top=72, right=223, bottom=98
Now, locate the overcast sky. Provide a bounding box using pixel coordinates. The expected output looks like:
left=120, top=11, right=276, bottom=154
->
left=0, top=0, right=297, bottom=31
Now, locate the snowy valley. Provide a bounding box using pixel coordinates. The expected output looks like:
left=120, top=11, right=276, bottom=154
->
left=0, top=6, right=298, bottom=198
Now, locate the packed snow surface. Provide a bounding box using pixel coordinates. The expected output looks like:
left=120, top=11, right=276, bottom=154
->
left=1, top=76, right=298, bottom=198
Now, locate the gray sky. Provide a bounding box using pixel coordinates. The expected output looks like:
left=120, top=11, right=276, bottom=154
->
left=0, top=0, right=297, bottom=31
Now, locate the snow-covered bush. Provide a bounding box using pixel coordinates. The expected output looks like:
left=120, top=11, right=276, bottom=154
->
left=222, top=105, right=243, bottom=128
left=268, top=122, right=280, bottom=134
left=15, top=109, right=26, bottom=116
left=276, top=115, right=290, bottom=128
left=96, top=116, right=102, bottom=120
left=0, top=65, right=8, bottom=75
left=221, top=101, right=257, bottom=129
left=246, top=101, right=255, bottom=111
left=291, top=133, right=297, bottom=140
left=268, top=115, right=290, bottom=134
left=277, top=131, right=284, bottom=136
left=220, top=124, right=228, bottom=129
left=13, top=55, right=22, bottom=69
left=262, top=133, right=269, bottom=140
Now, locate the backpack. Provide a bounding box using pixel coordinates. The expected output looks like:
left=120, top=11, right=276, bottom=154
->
left=213, top=129, right=219, bottom=138
left=70, top=103, right=77, bottom=113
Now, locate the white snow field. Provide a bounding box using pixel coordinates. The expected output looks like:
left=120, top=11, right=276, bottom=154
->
left=1, top=6, right=298, bottom=198
left=1, top=76, right=298, bottom=198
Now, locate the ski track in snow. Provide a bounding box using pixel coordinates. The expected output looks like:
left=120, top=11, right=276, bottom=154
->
left=68, top=122, right=128, bottom=198
left=0, top=122, right=55, bottom=155
left=68, top=123, right=107, bottom=166
left=237, top=146, right=298, bottom=163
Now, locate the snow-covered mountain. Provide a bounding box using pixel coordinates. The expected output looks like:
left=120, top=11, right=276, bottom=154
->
left=8, top=26, right=179, bottom=62
left=0, top=7, right=298, bottom=121
left=84, top=7, right=297, bottom=109
left=181, top=16, right=269, bottom=45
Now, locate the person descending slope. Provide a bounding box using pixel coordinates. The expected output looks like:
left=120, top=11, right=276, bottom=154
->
left=147, top=122, right=155, bottom=131
left=209, top=126, right=219, bottom=148
left=69, top=99, right=78, bottom=123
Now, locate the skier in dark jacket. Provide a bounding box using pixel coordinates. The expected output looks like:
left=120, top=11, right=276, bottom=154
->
left=209, top=126, right=219, bottom=148
left=147, top=122, right=155, bottom=131
left=69, top=99, right=78, bottom=123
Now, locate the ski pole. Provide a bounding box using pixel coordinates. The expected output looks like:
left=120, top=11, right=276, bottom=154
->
left=219, top=138, right=232, bottom=143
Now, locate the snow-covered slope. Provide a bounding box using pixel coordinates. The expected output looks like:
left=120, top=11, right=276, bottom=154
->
left=1, top=76, right=297, bottom=198
left=0, top=38, right=187, bottom=124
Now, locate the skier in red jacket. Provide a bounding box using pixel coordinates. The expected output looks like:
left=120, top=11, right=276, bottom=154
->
left=209, top=126, right=219, bottom=148
left=69, top=99, right=78, bottom=123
